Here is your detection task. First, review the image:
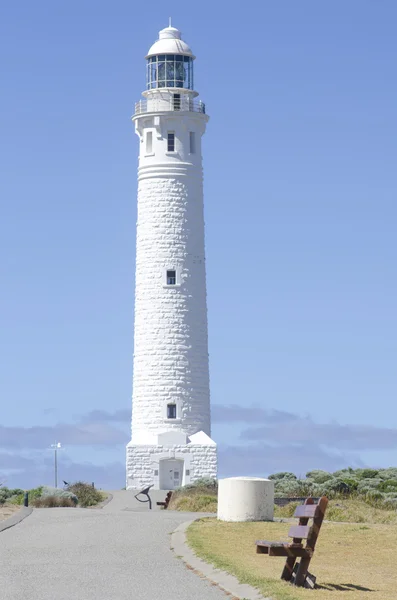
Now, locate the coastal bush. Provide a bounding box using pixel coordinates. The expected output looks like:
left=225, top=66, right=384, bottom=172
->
left=66, top=482, right=103, bottom=507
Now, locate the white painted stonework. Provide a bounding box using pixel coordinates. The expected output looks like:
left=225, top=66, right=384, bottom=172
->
left=217, top=478, right=275, bottom=522
left=126, top=25, right=217, bottom=490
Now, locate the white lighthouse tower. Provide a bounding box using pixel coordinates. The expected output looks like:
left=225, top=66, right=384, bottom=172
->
left=126, top=24, right=217, bottom=490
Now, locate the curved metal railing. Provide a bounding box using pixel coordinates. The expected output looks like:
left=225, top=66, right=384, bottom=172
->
left=134, top=98, right=206, bottom=116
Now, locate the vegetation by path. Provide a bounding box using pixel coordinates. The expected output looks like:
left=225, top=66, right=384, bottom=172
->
left=187, top=518, right=397, bottom=600
left=0, top=481, right=105, bottom=508
left=0, top=504, right=21, bottom=522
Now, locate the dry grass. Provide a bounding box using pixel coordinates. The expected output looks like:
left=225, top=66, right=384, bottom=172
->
left=32, top=496, right=76, bottom=508
left=187, top=518, right=397, bottom=600
left=0, top=503, right=21, bottom=522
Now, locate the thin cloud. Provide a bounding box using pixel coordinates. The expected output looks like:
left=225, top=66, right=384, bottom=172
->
left=218, top=442, right=364, bottom=479
left=213, top=404, right=397, bottom=452
left=0, top=422, right=127, bottom=450
left=2, top=459, right=125, bottom=490
left=79, top=409, right=130, bottom=424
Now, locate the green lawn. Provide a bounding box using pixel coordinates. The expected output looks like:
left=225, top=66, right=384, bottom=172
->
left=187, top=517, right=397, bottom=600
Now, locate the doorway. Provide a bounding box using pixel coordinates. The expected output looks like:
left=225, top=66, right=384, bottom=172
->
left=159, top=459, right=184, bottom=490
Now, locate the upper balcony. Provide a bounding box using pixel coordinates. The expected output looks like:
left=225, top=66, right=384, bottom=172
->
left=134, top=96, right=206, bottom=117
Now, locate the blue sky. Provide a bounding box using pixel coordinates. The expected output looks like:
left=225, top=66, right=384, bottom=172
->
left=1, top=1, right=396, bottom=489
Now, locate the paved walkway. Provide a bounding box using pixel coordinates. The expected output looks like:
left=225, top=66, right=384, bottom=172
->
left=0, top=491, right=227, bottom=600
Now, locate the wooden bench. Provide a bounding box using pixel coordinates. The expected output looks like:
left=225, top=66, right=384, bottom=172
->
left=156, top=491, right=173, bottom=509
left=256, top=496, right=328, bottom=588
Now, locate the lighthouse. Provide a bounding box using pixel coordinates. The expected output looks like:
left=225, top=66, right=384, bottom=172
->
left=126, top=24, right=217, bottom=490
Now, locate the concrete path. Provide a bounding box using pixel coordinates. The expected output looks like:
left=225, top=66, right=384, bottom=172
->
left=0, top=490, right=228, bottom=600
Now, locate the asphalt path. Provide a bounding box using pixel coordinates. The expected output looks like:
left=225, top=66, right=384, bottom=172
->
left=0, top=490, right=227, bottom=600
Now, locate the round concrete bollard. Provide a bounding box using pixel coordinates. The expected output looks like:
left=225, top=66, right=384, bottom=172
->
left=217, top=477, right=274, bottom=522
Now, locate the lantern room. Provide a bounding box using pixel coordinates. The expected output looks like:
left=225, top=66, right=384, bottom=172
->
left=145, top=26, right=194, bottom=90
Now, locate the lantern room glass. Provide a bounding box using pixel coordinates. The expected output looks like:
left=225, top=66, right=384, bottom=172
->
left=146, top=55, right=194, bottom=90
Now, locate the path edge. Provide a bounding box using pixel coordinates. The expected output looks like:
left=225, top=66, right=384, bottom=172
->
left=171, top=519, right=270, bottom=600
left=0, top=506, right=33, bottom=534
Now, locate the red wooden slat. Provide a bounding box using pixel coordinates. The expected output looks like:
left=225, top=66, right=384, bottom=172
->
left=294, top=504, right=317, bottom=518
left=288, top=525, right=311, bottom=539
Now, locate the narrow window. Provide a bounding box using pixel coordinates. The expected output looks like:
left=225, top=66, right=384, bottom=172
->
left=167, top=403, right=177, bottom=419
left=146, top=131, right=153, bottom=154
left=173, top=93, right=181, bottom=111
left=166, top=270, right=176, bottom=285
left=167, top=132, right=175, bottom=152
left=189, top=132, right=196, bottom=154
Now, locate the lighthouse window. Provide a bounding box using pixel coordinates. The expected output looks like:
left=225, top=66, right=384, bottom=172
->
left=146, top=54, right=194, bottom=90
left=167, top=403, right=177, bottom=419
left=166, top=270, right=176, bottom=285
left=173, top=94, right=181, bottom=111
left=167, top=132, right=175, bottom=152
left=189, top=132, right=196, bottom=154
left=146, top=131, right=153, bottom=154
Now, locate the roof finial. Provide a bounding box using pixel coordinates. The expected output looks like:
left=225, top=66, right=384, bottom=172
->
left=169, top=16, right=172, bottom=28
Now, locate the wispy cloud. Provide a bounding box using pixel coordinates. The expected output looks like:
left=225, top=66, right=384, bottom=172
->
left=213, top=404, right=397, bottom=452
left=0, top=421, right=128, bottom=450
left=79, top=409, right=130, bottom=424
left=1, top=458, right=125, bottom=490
left=217, top=442, right=364, bottom=478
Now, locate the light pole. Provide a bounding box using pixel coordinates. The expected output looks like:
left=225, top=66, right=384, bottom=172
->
left=51, top=442, right=62, bottom=488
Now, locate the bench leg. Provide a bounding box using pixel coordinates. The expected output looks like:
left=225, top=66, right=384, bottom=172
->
left=281, top=557, right=297, bottom=582
left=294, top=557, right=311, bottom=587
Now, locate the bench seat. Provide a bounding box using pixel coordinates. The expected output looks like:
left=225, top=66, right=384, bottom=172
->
left=256, top=541, right=313, bottom=558
left=255, top=496, right=328, bottom=587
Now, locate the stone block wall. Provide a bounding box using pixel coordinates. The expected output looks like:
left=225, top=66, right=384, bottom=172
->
left=126, top=443, right=217, bottom=490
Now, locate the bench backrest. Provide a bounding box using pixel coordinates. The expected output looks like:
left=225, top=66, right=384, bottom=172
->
left=287, top=496, right=328, bottom=550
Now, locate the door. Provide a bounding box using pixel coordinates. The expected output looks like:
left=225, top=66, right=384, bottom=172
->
left=159, top=459, right=183, bottom=490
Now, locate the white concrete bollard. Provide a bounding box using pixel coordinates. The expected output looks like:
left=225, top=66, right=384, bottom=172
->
left=217, top=477, right=274, bottom=522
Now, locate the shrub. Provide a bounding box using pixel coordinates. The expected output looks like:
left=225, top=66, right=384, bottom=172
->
left=8, top=493, right=25, bottom=505
left=378, top=468, right=397, bottom=481
left=0, top=487, right=26, bottom=504
left=305, top=470, right=331, bottom=484
left=316, top=478, right=353, bottom=497
left=382, top=497, right=397, bottom=510
left=66, top=482, right=103, bottom=507
left=41, top=486, right=77, bottom=504
left=357, top=479, right=382, bottom=492
left=268, top=472, right=297, bottom=481
left=33, top=496, right=76, bottom=508
left=379, top=479, right=397, bottom=493
left=365, top=490, right=384, bottom=503
left=355, top=469, right=379, bottom=480
left=339, top=477, right=359, bottom=491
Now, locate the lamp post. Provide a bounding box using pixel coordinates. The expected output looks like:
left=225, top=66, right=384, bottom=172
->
left=51, top=442, right=62, bottom=488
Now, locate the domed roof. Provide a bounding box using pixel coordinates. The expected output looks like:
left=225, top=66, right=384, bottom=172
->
left=146, top=26, right=195, bottom=59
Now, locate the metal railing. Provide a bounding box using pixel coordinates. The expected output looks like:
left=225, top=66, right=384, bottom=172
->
left=134, top=98, right=206, bottom=116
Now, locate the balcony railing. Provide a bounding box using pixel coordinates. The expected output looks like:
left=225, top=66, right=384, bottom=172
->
left=134, top=98, right=206, bottom=116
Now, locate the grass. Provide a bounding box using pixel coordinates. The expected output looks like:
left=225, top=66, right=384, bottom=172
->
left=169, top=485, right=217, bottom=512
left=170, top=487, right=397, bottom=524
left=170, top=493, right=217, bottom=512
left=274, top=497, right=397, bottom=525
left=187, top=518, right=397, bottom=600
left=0, top=503, right=21, bottom=521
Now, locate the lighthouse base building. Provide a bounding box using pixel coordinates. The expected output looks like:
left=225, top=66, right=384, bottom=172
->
left=127, top=433, right=217, bottom=491
left=126, top=24, right=217, bottom=490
